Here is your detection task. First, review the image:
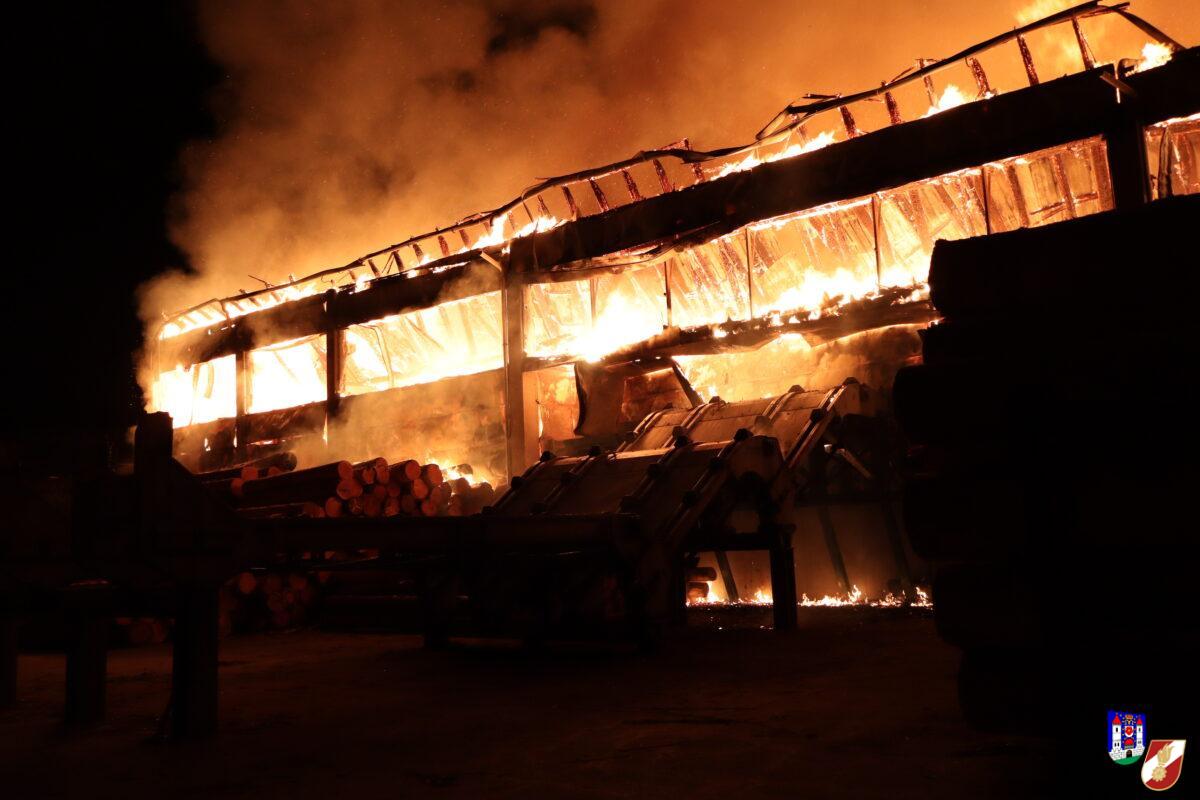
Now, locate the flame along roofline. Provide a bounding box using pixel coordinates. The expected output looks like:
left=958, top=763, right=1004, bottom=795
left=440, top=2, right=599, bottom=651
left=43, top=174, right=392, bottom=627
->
left=158, top=0, right=1182, bottom=341
left=155, top=50, right=1200, bottom=370
left=758, top=1, right=1179, bottom=136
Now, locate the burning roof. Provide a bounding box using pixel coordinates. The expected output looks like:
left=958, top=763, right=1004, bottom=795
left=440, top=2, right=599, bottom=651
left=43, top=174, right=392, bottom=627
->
left=146, top=2, right=1198, bottom=489
left=154, top=1, right=1184, bottom=343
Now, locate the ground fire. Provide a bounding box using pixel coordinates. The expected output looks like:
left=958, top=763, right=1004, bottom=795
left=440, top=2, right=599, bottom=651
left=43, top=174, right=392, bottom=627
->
left=3, top=2, right=1198, bottom=795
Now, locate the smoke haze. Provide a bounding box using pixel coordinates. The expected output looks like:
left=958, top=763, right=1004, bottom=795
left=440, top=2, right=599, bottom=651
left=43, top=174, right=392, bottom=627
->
left=140, top=0, right=1198, bottom=322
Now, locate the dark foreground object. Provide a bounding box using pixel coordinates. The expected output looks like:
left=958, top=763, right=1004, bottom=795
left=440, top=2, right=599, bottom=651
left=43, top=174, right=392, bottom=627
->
left=895, top=196, right=1199, bottom=795
left=1, top=612, right=1059, bottom=800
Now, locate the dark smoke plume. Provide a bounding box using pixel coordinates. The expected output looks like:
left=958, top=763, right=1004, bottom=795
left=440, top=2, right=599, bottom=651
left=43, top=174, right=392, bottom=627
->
left=139, top=0, right=1195, bottom=325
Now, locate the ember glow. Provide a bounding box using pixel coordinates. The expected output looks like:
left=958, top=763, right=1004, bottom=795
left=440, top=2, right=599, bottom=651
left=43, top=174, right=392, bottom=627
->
left=688, top=584, right=933, bottom=609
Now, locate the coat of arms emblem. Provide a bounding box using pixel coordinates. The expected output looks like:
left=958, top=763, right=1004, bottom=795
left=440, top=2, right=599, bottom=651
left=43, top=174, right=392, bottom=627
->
left=1142, top=740, right=1186, bottom=791
left=1108, top=710, right=1146, bottom=765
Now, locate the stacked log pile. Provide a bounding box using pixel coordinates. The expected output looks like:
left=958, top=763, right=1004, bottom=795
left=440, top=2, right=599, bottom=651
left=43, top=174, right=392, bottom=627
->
left=217, top=569, right=324, bottom=635
left=162, top=453, right=506, bottom=642
left=893, top=197, right=1197, bottom=749
left=198, top=455, right=499, bottom=519
left=112, top=617, right=171, bottom=646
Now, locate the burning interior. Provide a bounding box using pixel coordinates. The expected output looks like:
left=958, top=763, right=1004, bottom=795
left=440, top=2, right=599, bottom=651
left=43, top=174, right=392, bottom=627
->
left=142, top=2, right=1198, bottom=613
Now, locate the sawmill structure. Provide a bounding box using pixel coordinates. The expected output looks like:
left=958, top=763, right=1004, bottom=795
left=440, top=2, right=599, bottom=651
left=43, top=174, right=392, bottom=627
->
left=3, top=1, right=1198, bottom=738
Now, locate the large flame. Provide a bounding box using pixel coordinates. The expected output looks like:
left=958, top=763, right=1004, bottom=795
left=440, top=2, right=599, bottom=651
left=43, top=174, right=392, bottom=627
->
left=923, top=84, right=969, bottom=118
left=1134, top=41, right=1173, bottom=73
left=714, top=130, right=839, bottom=179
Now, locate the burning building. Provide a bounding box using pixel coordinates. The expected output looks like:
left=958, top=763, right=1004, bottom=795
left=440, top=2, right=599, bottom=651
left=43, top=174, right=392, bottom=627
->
left=4, top=0, right=1198, bottom=741
left=143, top=1, right=1197, bottom=607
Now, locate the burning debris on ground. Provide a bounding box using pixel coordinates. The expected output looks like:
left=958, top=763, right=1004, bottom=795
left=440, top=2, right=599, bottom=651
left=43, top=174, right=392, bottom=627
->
left=5, top=2, right=1199, bottom=798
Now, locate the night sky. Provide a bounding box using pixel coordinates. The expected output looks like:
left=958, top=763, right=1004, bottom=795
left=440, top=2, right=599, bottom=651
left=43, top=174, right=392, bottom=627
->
left=12, top=4, right=214, bottom=439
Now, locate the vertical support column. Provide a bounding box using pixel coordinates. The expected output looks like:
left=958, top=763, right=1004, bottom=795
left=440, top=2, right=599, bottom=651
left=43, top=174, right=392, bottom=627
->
left=234, top=349, right=249, bottom=462
left=768, top=528, right=798, bottom=631
left=502, top=275, right=539, bottom=479
left=171, top=583, right=219, bottom=739
left=63, top=583, right=110, bottom=725
left=324, top=290, right=343, bottom=457
left=1105, top=102, right=1150, bottom=212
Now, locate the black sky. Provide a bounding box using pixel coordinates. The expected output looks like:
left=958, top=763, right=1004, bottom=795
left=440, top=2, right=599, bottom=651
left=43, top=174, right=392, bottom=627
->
left=10, top=4, right=215, bottom=439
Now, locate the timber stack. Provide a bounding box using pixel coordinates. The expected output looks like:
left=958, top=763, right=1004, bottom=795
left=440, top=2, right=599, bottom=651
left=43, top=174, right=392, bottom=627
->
left=198, top=455, right=499, bottom=519
left=893, top=196, right=1198, bottom=743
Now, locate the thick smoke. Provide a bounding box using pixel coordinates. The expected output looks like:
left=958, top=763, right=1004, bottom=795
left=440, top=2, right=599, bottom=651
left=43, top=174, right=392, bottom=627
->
left=141, top=0, right=1196, bottom=322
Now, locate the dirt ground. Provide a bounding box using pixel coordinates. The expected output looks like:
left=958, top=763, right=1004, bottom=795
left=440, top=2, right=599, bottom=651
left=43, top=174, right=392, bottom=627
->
left=1, top=608, right=1057, bottom=799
